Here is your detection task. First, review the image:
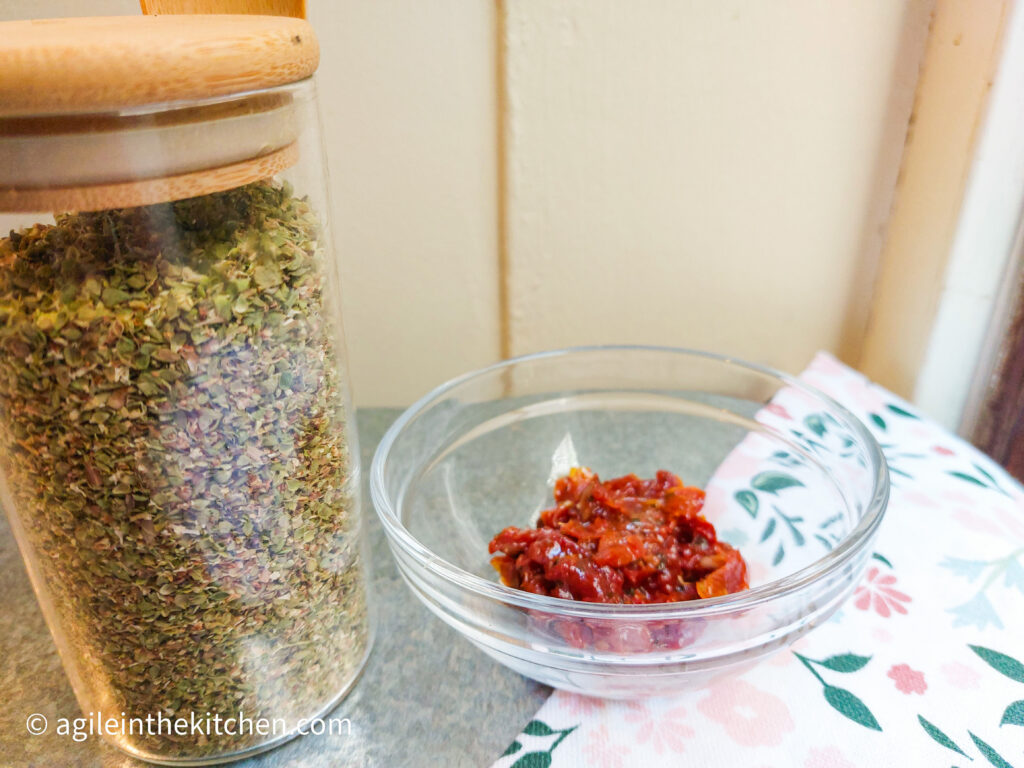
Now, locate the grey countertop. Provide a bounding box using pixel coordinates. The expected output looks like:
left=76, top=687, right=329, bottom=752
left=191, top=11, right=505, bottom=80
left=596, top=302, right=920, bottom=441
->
left=0, top=409, right=551, bottom=768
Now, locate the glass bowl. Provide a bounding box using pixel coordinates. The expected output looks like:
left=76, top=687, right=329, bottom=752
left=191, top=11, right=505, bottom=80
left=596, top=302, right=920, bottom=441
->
left=370, top=346, right=888, bottom=698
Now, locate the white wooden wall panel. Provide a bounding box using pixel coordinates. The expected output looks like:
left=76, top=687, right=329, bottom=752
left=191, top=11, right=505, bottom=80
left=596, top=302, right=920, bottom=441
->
left=6, top=1, right=1002, bottom=410
left=0, top=1, right=139, bottom=18
left=917, top=0, right=1023, bottom=432
left=311, top=0, right=501, bottom=405
left=501, top=0, right=932, bottom=376
left=859, top=0, right=1014, bottom=426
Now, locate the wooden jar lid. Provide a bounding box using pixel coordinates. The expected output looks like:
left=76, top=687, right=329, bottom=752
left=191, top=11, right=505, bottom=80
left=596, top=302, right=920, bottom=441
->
left=0, top=15, right=318, bottom=117
left=0, top=15, right=318, bottom=212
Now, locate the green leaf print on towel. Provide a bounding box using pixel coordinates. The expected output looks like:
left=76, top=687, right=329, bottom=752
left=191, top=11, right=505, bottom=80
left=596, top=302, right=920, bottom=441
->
left=970, top=645, right=1024, bottom=683
left=917, top=716, right=1017, bottom=767
left=501, top=721, right=577, bottom=768
left=918, top=646, right=1024, bottom=767
left=917, top=715, right=970, bottom=758
left=1000, top=700, right=1024, bottom=728
left=794, top=652, right=881, bottom=731
left=947, top=465, right=1013, bottom=498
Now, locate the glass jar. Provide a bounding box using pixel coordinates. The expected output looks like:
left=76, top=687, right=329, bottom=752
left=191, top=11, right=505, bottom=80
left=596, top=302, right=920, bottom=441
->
left=0, top=15, right=371, bottom=765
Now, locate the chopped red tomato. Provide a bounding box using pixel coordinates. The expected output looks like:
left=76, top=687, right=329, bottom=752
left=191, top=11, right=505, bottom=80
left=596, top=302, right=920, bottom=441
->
left=489, top=467, right=748, bottom=604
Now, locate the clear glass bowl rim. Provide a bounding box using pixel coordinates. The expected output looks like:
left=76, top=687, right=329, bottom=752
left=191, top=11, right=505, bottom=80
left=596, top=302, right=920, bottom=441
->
left=370, top=344, right=890, bottom=621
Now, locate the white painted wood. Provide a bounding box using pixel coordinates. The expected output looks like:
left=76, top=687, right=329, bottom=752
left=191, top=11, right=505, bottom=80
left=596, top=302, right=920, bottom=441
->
left=299, top=0, right=502, bottom=405
left=11, top=0, right=1015, bottom=412
left=502, top=0, right=933, bottom=377
left=0, top=1, right=139, bottom=19
left=910, top=0, right=1024, bottom=431
left=859, top=0, right=1012, bottom=413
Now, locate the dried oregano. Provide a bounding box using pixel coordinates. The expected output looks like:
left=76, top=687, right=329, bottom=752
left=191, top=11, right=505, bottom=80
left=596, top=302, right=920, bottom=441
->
left=0, top=181, right=368, bottom=758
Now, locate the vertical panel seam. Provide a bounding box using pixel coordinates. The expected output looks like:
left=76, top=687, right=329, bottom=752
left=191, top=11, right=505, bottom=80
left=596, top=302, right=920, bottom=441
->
left=495, top=0, right=511, bottom=361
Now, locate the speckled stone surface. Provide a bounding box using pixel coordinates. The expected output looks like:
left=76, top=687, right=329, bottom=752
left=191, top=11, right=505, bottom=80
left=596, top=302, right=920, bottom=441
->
left=0, top=409, right=551, bottom=768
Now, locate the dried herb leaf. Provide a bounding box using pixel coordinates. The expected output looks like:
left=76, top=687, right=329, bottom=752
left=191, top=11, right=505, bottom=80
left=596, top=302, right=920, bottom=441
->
left=0, top=181, right=368, bottom=760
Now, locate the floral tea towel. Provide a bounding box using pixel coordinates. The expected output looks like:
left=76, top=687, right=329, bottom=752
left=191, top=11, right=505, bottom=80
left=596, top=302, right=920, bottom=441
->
left=492, top=353, right=1024, bottom=768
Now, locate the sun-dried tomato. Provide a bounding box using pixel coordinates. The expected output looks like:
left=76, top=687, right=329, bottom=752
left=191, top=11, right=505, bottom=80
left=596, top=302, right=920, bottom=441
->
left=489, top=467, right=748, bottom=604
